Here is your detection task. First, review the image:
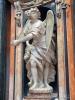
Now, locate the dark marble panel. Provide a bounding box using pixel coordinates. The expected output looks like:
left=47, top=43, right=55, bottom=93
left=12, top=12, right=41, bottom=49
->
left=0, top=0, right=8, bottom=100
left=73, top=0, right=75, bottom=77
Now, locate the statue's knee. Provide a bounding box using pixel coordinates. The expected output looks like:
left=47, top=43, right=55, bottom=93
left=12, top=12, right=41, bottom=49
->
left=31, top=60, right=36, bottom=67
left=46, top=62, right=49, bottom=67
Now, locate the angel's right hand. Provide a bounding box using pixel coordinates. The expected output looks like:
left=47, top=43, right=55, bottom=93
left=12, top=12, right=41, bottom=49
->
left=11, top=40, right=19, bottom=46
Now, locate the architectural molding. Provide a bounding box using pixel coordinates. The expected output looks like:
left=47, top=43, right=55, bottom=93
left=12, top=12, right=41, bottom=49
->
left=8, top=0, right=52, bottom=6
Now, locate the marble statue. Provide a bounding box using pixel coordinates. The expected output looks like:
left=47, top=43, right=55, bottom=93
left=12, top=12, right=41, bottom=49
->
left=11, top=7, right=56, bottom=92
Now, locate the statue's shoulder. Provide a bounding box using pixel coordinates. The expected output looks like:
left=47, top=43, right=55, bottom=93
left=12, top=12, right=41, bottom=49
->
left=37, top=20, right=43, bottom=24
left=35, top=20, right=44, bottom=27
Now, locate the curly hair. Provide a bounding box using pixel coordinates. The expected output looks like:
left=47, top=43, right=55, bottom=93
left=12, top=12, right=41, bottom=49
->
left=25, top=7, right=41, bottom=19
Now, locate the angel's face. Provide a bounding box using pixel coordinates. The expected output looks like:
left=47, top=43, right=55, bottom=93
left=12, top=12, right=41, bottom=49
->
left=25, top=8, right=40, bottom=20
left=29, top=11, right=38, bottom=20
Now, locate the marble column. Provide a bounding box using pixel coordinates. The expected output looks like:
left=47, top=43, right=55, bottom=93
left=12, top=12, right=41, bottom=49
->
left=14, top=11, right=23, bottom=100
left=66, top=0, right=75, bottom=100
left=56, top=0, right=67, bottom=100
left=8, top=5, right=15, bottom=100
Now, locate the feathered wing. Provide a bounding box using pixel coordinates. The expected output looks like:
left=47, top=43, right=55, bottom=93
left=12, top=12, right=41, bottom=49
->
left=44, top=10, right=56, bottom=83
left=45, top=10, right=54, bottom=50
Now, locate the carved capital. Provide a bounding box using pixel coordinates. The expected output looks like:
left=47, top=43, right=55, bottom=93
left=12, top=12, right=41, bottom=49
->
left=14, top=1, right=22, bottom=27
left=55, top=1, right=70, bottom=19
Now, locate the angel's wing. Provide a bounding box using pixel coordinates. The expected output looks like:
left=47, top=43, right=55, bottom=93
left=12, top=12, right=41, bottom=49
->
left=44, top=11, right=56, bottom=83
left=45, top=10, right=54, bottom=50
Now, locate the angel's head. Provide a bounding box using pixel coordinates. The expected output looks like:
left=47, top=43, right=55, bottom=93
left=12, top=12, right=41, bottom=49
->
left=25, top=7, right=41, bottom=20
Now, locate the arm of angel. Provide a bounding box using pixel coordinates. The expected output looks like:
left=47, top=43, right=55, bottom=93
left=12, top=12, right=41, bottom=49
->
left=11, top=33, right=33, bottom=46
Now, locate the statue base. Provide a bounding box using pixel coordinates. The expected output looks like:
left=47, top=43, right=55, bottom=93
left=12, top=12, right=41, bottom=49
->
left=23, top=88, right=55, bottom=100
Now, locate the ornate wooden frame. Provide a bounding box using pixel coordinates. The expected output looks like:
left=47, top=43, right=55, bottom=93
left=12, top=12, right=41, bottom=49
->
left=7, top=0, right=75, bottom=100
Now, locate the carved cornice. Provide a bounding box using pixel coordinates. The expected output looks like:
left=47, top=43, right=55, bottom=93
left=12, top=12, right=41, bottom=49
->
left=8, top=0, right=32, bottom=3
left=8, top=0, right=52, bottom=6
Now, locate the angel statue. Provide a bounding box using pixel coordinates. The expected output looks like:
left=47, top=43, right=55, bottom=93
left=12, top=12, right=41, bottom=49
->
left=11, top=7, right=56, bottom=92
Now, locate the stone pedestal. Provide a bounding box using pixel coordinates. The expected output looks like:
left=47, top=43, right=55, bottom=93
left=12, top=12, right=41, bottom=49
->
left=23, top=89, right=52, bottom=100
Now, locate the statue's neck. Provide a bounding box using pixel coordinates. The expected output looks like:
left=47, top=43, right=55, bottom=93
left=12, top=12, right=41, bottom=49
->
left=30, top=19, right=38, bottom=24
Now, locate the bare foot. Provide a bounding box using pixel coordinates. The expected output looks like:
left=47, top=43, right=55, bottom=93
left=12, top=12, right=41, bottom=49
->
left=45, top=83, right=53, bottom=92
left=39, top=83, right=44, bottom=88
left=28, top=81, right=33, bottom=87
left=29, top=83, right=38, bottom=90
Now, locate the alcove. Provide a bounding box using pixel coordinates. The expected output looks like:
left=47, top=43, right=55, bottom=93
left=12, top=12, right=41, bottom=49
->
left=22, top=4, right=58, bottom=99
